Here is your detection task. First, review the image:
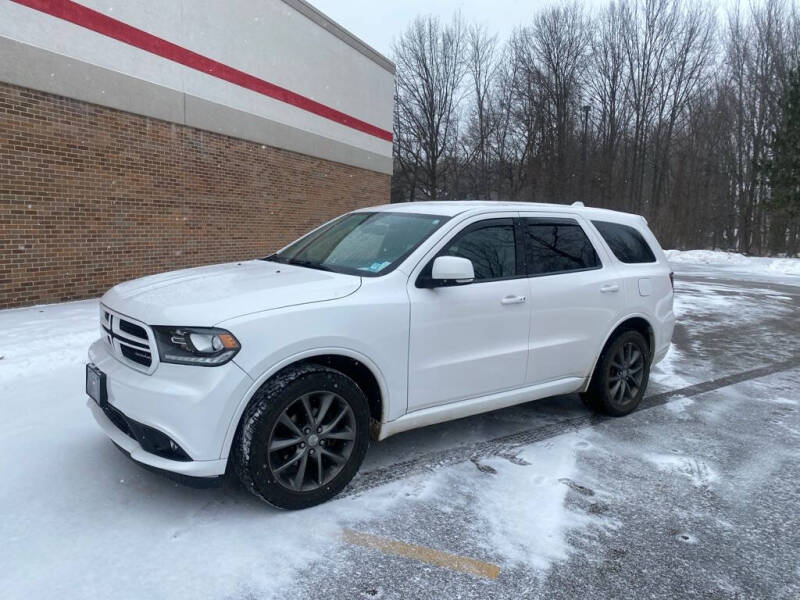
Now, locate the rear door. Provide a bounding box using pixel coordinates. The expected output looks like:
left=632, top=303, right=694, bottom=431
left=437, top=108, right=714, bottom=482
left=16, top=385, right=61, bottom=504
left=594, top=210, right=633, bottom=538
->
left=590, top=219, right=674, bottom=354
left=590, top=219, right=666, bottom=301
left=521, top=214, right=625, bottom=384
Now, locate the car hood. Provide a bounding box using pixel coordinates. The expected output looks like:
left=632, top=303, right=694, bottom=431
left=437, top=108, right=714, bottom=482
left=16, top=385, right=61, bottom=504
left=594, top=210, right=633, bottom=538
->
left=101, top=260, right=361, bottom=325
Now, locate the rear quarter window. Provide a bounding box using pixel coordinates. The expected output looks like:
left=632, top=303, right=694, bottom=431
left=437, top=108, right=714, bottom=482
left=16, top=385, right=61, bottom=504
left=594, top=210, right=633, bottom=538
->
left=592, top=221, right=656, bottom=264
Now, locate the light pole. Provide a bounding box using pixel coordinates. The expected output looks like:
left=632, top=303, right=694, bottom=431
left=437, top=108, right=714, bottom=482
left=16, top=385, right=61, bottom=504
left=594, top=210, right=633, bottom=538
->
left=582, top=104, right=591, bottom=203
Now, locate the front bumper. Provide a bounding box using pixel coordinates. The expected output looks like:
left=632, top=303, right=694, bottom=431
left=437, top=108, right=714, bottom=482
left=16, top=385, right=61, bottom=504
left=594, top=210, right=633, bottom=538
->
left=88, top=400, right=228, bottom=477
left=87, top=339, right=254, bottom=477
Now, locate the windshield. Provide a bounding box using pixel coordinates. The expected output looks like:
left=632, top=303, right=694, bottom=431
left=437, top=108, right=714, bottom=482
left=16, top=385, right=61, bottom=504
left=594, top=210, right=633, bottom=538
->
left=267, top=212, right=449, bottom=276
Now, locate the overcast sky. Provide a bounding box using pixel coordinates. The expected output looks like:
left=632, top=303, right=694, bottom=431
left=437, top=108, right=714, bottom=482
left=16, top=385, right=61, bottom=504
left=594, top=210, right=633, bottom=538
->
left=309, top=0, right=553, bottom=60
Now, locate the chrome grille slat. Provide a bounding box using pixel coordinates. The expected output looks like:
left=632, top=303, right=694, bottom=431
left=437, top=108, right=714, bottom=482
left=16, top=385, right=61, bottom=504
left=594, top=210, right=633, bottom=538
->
left=99, top=305, right=159, bottom=374
left=118, top=319, right=148, bottom=340
left=116, top=338, right=150, bottom=350
left=112, top=328, right=150, bottom=346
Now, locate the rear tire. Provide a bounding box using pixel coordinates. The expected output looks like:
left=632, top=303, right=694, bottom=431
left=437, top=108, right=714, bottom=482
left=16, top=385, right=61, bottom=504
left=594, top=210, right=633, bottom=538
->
left=581, top=330, right=650, bottom=417
left=232, top=363, right=370, bottom=509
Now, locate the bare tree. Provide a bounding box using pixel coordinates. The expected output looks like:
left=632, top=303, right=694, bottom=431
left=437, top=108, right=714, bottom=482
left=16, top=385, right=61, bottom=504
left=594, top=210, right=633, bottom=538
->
left=588, top=1, right=630, bottom=208
left=723, top=0, right=793, bottom=252
left=518, top=4, right=591, bottom=202
left=491, top=38, right=533, bottom=200
left=393, top=14, right=467, bottom=201
left=390, top=0, right=800, bottom=256
left=649, top=2, right=716, bottom=214
left=463, top=24, right=500, bottom=199
left=620, top=0, right=679, bottom=211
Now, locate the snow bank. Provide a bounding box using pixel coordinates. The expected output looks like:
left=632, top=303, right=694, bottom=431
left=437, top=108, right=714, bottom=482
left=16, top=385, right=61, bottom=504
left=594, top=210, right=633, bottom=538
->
left=766, top=258, right=800, bottom=276
left=664, top=249, right=751, bottom=266
left=665, top=249, right=800, bottom=276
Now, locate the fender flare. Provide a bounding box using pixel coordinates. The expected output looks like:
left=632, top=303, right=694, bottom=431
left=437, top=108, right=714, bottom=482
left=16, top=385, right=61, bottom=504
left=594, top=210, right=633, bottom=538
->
left=581, top=313, right=655, bottom=393
left=219, top=346, right=390, bottom=460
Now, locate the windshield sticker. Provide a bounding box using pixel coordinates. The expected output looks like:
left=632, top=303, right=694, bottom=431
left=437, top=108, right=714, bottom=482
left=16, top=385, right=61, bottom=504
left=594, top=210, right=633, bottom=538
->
left=363, top=261, right=391, bottom=272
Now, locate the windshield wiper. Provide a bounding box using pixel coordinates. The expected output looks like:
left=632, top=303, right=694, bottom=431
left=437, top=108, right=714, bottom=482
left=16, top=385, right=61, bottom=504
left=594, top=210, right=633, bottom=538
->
left=286, top=258, right=334, bottom=272
left=261, top=254, right=335, bottom=273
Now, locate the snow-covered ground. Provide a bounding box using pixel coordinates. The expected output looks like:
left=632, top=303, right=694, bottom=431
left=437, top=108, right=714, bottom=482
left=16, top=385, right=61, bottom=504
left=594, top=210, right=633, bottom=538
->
left=1, top=256, right=798, bottom=599
left=0, top=302, right=604, bottom=599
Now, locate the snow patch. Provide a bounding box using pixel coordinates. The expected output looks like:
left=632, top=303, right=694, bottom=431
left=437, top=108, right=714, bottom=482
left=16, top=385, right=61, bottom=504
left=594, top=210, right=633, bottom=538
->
left=645, top=453, right=718, bottom=487
left=466, top=435, right=602, bottom=570
left=0, top=299, right=98, bottom=385
left=749, top=395, right=799, bottom=407
left=651, top=344, right=695, bottom=388
left=665, top=396, right=695, bottom=417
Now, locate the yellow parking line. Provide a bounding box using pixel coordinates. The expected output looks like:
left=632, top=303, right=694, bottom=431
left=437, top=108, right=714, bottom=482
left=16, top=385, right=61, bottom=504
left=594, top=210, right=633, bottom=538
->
left=341, top=529, right=501, bottom=580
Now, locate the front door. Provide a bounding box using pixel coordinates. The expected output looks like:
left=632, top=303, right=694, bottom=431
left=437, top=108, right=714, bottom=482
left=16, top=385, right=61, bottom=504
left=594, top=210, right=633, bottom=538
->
left=407, top=218, right=530, bottom=411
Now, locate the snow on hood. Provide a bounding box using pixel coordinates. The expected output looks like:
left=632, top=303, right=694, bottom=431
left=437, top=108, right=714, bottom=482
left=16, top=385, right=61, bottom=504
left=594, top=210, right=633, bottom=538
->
left=101, top=260, right=361, bottom=325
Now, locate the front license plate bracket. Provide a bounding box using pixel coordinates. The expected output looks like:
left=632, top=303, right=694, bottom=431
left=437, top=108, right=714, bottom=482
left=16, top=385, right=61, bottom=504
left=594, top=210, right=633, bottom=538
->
left=86, top=363, right=108, bottom=407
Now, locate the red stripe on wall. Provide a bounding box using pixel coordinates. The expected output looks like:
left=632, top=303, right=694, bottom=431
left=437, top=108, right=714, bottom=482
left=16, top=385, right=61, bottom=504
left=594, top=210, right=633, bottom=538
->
left=11, top=0, right=393, bottom=142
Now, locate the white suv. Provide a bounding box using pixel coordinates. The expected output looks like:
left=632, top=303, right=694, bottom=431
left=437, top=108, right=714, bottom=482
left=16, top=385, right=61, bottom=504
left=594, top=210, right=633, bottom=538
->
left=86, top=201, right=675, bottom=508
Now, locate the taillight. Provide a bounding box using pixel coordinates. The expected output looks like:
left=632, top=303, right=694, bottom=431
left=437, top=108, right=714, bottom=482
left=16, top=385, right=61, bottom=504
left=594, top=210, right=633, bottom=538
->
left=669, top=271, right=674, bottom=290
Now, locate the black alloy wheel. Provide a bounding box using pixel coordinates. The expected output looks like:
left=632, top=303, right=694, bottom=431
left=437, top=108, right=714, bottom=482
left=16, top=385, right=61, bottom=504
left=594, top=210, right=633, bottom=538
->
left=232, top=363, right=370, bottom=509
left=267, top=390, right=356, bottom=492
left=581, top=329, right=651, bottom=417
left=606, top=340, right=646, bottom=410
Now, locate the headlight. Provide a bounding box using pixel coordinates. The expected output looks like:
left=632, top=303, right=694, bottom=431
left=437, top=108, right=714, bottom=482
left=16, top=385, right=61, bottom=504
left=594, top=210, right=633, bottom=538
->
left=152, top=326, right=241, bottom=366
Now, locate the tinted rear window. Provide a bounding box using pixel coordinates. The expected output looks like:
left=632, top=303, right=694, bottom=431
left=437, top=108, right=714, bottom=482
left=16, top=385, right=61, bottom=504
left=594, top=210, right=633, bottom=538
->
left=524, top=219, right=601, bottom=276
left=592, top=221, right=656, bottom=264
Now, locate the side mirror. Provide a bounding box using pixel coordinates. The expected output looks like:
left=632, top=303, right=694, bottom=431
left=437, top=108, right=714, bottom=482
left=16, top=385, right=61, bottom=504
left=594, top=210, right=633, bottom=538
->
left=431, top=256, right=475, bottom=284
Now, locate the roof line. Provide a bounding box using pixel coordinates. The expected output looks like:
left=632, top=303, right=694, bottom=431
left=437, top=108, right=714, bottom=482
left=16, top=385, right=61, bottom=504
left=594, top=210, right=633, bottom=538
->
left=281, top=0, right=396, bottom=74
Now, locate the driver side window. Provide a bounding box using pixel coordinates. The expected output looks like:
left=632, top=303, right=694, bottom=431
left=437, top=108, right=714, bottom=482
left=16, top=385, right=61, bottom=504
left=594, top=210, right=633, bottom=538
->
left=441, top=220, right=517, bottom=281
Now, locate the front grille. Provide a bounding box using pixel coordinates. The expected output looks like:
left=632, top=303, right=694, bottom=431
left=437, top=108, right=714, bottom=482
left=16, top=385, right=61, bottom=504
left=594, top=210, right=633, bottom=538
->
left=100, top=306, right=158, bottom=373
left=120, top=344, right=152, bottom=366
left=119, top=319, right=148, bottom=339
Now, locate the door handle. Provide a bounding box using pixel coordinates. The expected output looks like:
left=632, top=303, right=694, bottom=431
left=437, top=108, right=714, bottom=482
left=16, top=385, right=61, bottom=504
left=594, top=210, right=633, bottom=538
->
left=501, top=295, right=527, bottom=305
left=600, top=284, right=620, bottom=293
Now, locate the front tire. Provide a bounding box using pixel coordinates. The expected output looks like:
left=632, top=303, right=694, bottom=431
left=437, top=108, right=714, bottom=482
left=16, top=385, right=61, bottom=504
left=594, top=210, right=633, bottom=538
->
left=232, top=363, right=370, bottom=509
left=581, top=330, right=650, bottom=417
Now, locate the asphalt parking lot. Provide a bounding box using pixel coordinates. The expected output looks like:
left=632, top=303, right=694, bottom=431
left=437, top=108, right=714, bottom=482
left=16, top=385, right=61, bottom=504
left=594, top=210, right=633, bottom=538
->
left=1, top=264, right=799, bottom=599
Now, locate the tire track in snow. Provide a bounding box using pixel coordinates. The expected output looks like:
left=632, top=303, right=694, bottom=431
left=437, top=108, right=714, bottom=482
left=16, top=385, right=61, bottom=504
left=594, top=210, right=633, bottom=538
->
left=341, top=358, right=800, bottom=498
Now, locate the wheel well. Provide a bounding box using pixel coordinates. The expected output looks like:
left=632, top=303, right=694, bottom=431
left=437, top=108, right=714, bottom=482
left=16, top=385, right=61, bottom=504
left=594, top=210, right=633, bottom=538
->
left=287, top=355, right=384, bottom=424
left=606, top=317, right=654, bottom=358
left=584, top=317, right=654, bottom=393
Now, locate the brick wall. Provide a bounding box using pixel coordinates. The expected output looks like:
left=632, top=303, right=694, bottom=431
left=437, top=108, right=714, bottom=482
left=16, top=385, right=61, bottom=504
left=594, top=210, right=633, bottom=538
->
left=0, top=82, right=390, bottom=309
